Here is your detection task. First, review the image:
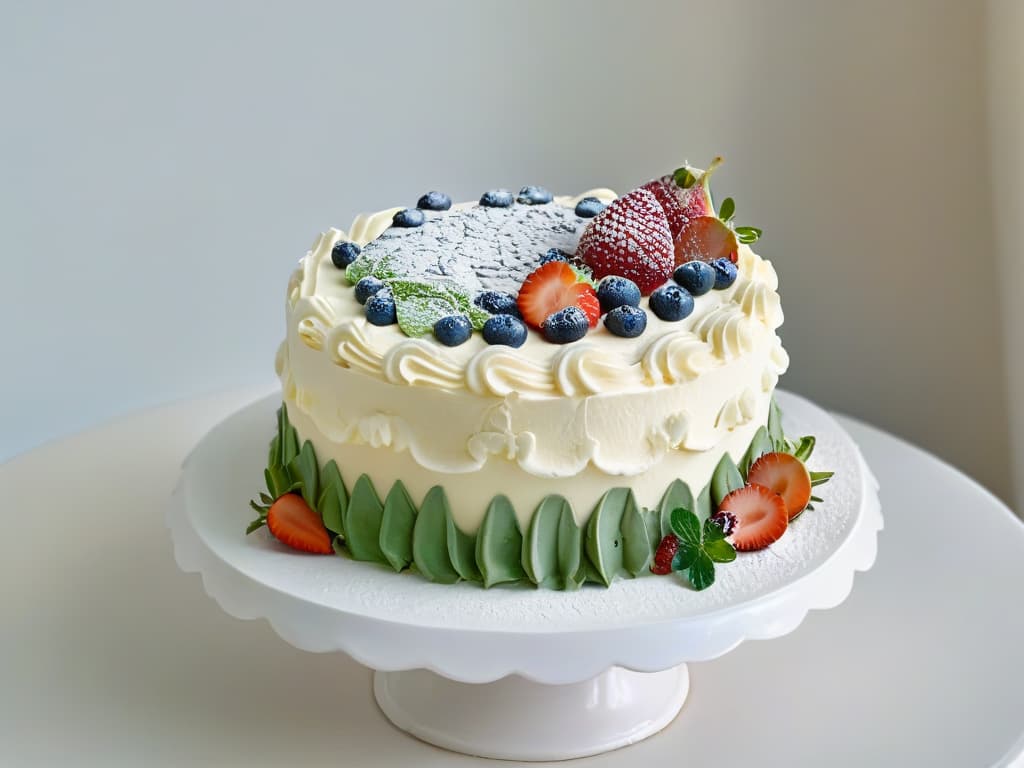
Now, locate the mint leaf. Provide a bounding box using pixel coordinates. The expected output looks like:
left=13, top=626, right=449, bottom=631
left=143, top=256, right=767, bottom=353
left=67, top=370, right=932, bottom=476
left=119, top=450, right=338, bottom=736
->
left=810, top=471, right=834, bottom=487
left=734, top=226, right=762, bottom=244
left=687, top=550, right=716, bottom=590
left=703, top=538, right=737, bottom=563
left=672, top=543, right=699, bottom=571
left=718, top=197, right=735, bottom=222
left=389, top=280, right=464, bottom=337
left=703, top=517, right=726, bottom=543
left=669, top=508, right=701, bottom=546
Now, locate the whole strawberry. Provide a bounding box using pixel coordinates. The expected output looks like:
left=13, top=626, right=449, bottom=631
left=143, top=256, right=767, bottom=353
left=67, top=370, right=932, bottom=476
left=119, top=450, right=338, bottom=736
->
left=577, top=188, right=674, bottom=295
left=641, top=157, right=721, bottom=240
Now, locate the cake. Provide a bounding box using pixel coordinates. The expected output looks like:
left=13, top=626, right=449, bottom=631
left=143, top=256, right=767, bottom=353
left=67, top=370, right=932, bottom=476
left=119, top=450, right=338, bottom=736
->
left=248, top=160, right=832, bottom=591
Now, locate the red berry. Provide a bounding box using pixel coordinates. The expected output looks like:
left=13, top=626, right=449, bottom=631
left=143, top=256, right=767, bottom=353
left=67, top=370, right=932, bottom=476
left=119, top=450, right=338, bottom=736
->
left=641, top=159, right=722, bottom=240
left=642, top=177, right=691, bottom=240
left=717, top=484, right=789, bottom=551
left=517, top=261, right=600, bottom=330
left=651, top=534, right=680, bottom=575
left=266, top=493, right=334, bottom=554
left=747, top=452, right=813, bottom=519
left=577, top=188, right=673, bottom=296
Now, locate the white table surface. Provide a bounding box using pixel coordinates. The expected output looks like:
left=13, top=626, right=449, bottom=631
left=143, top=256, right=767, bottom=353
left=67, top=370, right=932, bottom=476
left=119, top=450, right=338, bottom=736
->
left=3, top=388, right=1023, bottom=767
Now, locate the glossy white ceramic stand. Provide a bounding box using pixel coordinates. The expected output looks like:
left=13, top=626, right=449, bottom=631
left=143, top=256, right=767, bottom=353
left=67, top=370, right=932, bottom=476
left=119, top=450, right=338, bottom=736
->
left=167, top=391, right=881, bottom=761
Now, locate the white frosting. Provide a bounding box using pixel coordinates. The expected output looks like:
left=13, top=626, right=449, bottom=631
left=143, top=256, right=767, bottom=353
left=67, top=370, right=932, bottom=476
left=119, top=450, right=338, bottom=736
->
left=278, top=194, right=790, bottom=530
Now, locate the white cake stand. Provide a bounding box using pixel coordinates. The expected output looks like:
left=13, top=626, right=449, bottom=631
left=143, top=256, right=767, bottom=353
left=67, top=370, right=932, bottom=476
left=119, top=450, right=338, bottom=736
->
left=167, top=391, right=881, bottom=762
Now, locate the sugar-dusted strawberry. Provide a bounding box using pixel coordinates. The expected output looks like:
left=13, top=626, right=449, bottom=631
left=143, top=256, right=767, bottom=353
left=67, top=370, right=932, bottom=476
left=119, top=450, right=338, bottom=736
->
left=576, top=188, right=673, bottom=296
left=641, top=157, right=723, bottom=240
left=674, top=216, right=739, bottom=265
left=747, top=452, right=813, bottom=520
left=517, top=261, right=600, bottom=330
left=650, top=534, right=680, bottom=575
left=266, top=493, right=333, bottom=554
left=712, top=484, right=788, bottom=551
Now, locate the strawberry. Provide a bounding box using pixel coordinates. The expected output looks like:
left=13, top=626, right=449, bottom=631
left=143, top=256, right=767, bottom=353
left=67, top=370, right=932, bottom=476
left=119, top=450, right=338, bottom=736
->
left=713, top=484, right=788, bottom=551
left=517, top=261, right=600, bottom=330
left=576, top=188, right=673, bottom=296
left=266, top=493, right=333, bottom=554
left=746, top=452, right=813, bottom=519
left=673, top=216, right=739, bottom=265
left=650, top=534, right=680, bottom=575
left=641, top=157, right=722, bottom=240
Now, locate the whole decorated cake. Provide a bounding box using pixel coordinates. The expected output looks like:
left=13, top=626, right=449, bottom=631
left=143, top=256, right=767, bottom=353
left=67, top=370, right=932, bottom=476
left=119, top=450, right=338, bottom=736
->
left=248, top=159, right=833, bottom=591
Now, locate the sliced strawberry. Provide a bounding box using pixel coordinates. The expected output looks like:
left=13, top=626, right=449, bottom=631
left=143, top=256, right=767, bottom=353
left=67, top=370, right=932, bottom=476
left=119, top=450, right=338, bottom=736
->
left=714, top=484, right=788, bottom=551
left=673, top=216, right=739, bottom=265
left=641, top=158, right=722, bottom=240
left=517, top=261, right=600, bottom=330
left=650, top=534, right=680, bottom=575
left=576, top=188, right=673, bottom=295
left=266, top=493, right=333, bottom=554
left=747, top=452, right=813, bottom=519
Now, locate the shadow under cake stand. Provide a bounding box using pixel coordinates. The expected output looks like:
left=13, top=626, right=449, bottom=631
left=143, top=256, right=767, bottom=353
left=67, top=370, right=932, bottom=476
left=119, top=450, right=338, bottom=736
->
left=167, top=390, right=881, bottom=762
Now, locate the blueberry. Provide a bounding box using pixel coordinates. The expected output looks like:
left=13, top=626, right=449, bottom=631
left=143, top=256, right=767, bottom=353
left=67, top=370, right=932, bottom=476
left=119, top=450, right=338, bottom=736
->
left=354, top=276, right=385, bottom=305
left=474, top=290, right=520, bottom=317
left=710, top=257, right=738, bottom=289
left=482, top=314, right=528, bottom=348
left=649, top=284, right=695, bottom=322
left=604, top=305, right=647, bottom=338
left=516, top=185, right=553, bottom=205
left=479, top=189, right=514, bottom=208
left=542, top=306, right=589, bottom=344
left=365, top=293, right=397, bottom=326
left=574, top=197, right=606, bottom=218
left=673, top=261, right=716, bottom=296
left=433, top=314, right=473, bottom=346
left=392, top=208, right=426, bottom=228
left=596, top=276, right=641, bottom=314
left=331, top=241, right=361, bottom=270
left=416, top=191, right=452, bottom=211
left=540, top=248, right=571, bottom=265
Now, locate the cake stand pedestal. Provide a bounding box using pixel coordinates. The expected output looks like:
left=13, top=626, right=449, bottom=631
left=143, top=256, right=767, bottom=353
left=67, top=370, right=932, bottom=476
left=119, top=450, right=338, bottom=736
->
left=167, top=391, right=881, bottom=762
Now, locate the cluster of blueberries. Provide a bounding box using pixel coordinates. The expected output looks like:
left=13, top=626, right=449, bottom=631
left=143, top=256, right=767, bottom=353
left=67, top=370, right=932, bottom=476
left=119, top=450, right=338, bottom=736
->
left=648, top=257, right=739, bottom=323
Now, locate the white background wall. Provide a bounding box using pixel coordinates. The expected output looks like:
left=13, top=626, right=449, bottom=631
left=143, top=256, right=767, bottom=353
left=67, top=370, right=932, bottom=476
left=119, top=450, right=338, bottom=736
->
left=1, top=1, right=1019, bottom=512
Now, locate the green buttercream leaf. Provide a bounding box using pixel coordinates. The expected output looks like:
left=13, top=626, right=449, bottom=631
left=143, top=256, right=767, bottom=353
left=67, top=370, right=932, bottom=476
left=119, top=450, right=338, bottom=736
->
left=524, top=495, right=580, bottom=590
left=345, top=474, right=387, bottom=564
left=620, top=495, right=650, bottom=577
left=740, top=425, right=773, bottom=478
left=279, top=407, right=300, bottom=467
left=585, top=489, right=629, bottom=587
left=711, top=452, right=744, bottom=509
left=379, top=480, right=417, bottom=572
left=695, top=482, right=713, bottom=520
left=768, top=397, right=786, bottom=451
left=475, top=495, right=527, bottom=588
left=658, top=479, right=695, bottom=539
left=265, top=465, right=291, bottom=501
left=317, top=460, right=347, bottom=536
left=687, top=550, right=716, bottom=590
left=443, top=495, right=481, bottom=583
left=672, top=543, right=699, bottom=571
left=288, top=440, right=319, bottom=509
left=670, top=508, right=701, bottom=546
left=267, top=432, right=281, bottom=473
left=413, top=486, right=461, bottom=583
left=641, top=506, right=663, bottom=555
left=704, top=537, right=737, bottom=563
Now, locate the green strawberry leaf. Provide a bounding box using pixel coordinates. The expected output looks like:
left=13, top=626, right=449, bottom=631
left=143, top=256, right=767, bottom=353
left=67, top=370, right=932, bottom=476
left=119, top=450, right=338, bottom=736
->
left=793, top=436, right=816, bottom=462
left=810, top=471, right=834, bottom=487
left=718, top=197, right=736, bottom=222
left=669, top=508, right=701, bottom=546
left=687, top=550, right=716, bottom=590
left=673, top=168, right=698, bottom=189
left=734, top=226, right=762, bottom=244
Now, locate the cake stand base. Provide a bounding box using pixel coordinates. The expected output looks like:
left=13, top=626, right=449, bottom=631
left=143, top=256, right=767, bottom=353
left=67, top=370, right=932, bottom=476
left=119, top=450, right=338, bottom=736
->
left=373, top=665, right=689, bottom=761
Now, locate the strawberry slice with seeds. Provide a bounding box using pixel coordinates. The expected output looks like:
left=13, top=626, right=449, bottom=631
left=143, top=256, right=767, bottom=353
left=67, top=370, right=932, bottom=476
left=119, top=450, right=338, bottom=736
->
left=576, top=187, right=673, bottom=295
left=713, top=484, right=788, bottom=551
left=747, top=452, right=813, bottom=519
left=517, top=261, right=600, bottom=330
left=266, top=493, right=333, bottom=554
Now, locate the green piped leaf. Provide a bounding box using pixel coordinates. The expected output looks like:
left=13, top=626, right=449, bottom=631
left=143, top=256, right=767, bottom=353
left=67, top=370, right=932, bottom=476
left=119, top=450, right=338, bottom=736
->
left=523, top=495, right=580, bottom=590
left=379, top=480, right=417, bottom=572
left=413, top=487, right=461, bottom=583
left=444, top=501, right=481, bottom=582
left=620, top=498, right=651, bottom=577
left=345, top=474, right=387, bottom=564
left=317, top=460, right=347, bottom=537
left=279, top=407, right=300, bottom=467
left=768, top=398, right=786, bottom=451
left=475, top=495, right=527, bottom=588
left=288, top=440, right=319, bottom=509
left=585, top=488, right=631, bottom=586
left=695, top=482, right=713, bottom=520
left=657, top=479, right=695, bottom=538
left=641, top=507, right=663, bottom=555
left=711, top=453, right=744, bottom=509
left=740, top=426, right=773, bottom=479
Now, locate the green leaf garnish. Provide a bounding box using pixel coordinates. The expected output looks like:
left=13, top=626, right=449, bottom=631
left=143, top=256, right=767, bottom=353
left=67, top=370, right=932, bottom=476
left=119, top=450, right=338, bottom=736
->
left=792, top=435, right=816, bottom=462
left=388, top=279, right=490, bottom=337
left=673, top=168, right=698, bottom=189
left=810, top=471, right=834, bottom=487
left=718, top=197, right=735, bottom=222
left=734, top=226, right=762, bottom=244
left=668, top=509, right=736, bottom=591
